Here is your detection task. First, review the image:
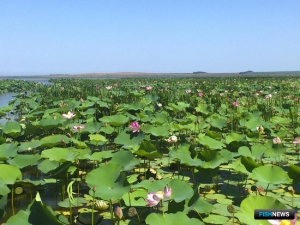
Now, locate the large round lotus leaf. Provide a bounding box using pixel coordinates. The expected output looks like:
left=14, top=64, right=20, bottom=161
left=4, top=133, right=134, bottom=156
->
left=146, top=212, right=202, bottom=225
left=87, top=151, right=113, bottom=161
left=236, top=196, right=287, bottom=225
left=198, top=134, right=225, bottom=150
left=41, top=147, right=89, bottom=162
left=80, top=108, right=95, bottom=116
left=195, top=103, right=211, bottom=115
left=57, top=197, right=87, bottom=208
left=270, top=116, right=292, bottom=125
left=100, top=125, right=115, bottom=134
left=0, top=164, right=22, bottom=184
left=5, top=210, right=31, bottom=225
left=132, top=179, right=171, bottom=192
left=122, top=189, right=148, bottom=206
left=71, top=139, right=88, bottom=149
left=251, top=144, right=267, bottom=159
left=110, top=150, right=140, bottom=171
left=114, top=131, right=145, bottom=150
left=99, top=114, right=129, bottom=126
left=205, top=114, right=227, bottom=129
left=38, top=159, right=60, bottom=174
left=88, top=134, right=107, bottom=143
left=7, top=154, right=41, bottom=169
left=288, top=164, right=300, bottom=183
left=203, top=214, right=229, bottom=224
left=38, top=117, right=64, bottom=129
left=0, top=178, right=10, bottom=195
left=0, top=142, right=18, bottom=160
left=2, top=121, right=21, bottom=138
left=245, top=117, right=266, bottom=131
left=238, top=146, right=252, bottom=158
left=40, top=135, right=70, bottom=148
left=19, top=140, right=40, bottom=152
left=86, top=163, right=130, bottom=201
left=169, top=144, right=203, bottom=167
left=169, top=179, right=193, bottom=203
left=249, top=165, right=292, bottom=184
left=197, top=150, right=228, bottom=169
left=84, top=121, right=102, bottom=134
left=140, top=124, right=169, bottom=137
left=135, top=140, right=162, bottom=159
left=229, top=157, right=249, bottom=174
left=225, top=133, right=246, bottom=144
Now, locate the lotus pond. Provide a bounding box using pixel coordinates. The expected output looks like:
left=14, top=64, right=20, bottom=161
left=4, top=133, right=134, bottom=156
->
left=0, top=77, right=299, bottom=225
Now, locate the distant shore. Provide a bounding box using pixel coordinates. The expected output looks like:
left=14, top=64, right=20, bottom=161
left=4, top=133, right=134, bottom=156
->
left=1, top=71, right=300, bottom=79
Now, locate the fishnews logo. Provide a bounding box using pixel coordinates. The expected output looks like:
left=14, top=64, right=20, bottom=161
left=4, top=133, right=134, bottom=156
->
left=254, top=209, right=295, bottom=220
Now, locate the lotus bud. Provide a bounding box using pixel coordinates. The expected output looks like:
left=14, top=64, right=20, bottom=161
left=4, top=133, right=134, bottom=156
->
left=114, top=206, right=123, bottom=220
left=163, top=186, right=172, bottom=198
left=92, top=186, right=96, bottom=192
left=273, top=137, right=281, bottom=144
left=288, top=186, right=295, bottom=195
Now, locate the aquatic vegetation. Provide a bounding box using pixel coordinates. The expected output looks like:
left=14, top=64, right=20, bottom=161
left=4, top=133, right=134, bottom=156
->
left=0, top=76, right=299, bottom=224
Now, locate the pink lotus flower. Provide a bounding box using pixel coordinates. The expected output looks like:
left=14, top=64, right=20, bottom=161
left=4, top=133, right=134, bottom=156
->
left=72, top=124, right=85, bottom=132
left=265, top=94, right=272, bottom=99
left=114, top=83, right=118, bottom=87
left=186, top=89, right=191, bottom=94
left=232, top=101, right=239, bottom=107
left=198, top=92, right=203, bottom=97
left=293, top=138, right=300, bottom=145
left=62, top=111, right=76, bottom=119
left=163, top=186, right=172, bottom=198
left=146, top=86, right=153, bottom=91
left=268, top=213, right=297, bottom=225
left=129, top=121, right=140, bottom=133
left=273, top=137, right=281, bottom=144
left=145, top=191, right=163, bottom=207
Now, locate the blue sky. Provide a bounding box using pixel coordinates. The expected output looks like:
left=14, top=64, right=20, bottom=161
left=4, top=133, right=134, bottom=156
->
left=1, top=1, right=300, bottom=75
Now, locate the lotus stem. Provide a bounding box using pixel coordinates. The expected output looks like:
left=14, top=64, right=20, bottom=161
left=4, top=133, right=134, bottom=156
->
left=265, top=183, right=269, bottom=196
left=11, top=184, right=15, bottom=216
left=110, top=199, right=113, bottom=223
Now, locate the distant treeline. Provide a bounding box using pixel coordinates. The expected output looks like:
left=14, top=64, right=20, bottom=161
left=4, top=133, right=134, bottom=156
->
left=239, top=71, right=253, bottom=74
left=193, top=71, right=207, bottom=74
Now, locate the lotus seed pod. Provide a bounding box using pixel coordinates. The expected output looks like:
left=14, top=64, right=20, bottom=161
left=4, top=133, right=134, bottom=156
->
left=203, top=185, right=211, bottom=192
left=15, top=186, right=23, bottom=195
left=127, top=207, right=137, bottom=218
left=227, top=204, right=236, bottom=213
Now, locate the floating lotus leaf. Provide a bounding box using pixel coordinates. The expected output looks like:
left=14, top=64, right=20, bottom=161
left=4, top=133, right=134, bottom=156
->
left=0, top=142, right=18, bottom=160
left=249, top=165, right=292, bottom=185
left=236, top=196, right=287, bottom=225
left=57, top=197, right=87, bottom=208
left=41, top=147, right=89, bottom=162
left=140, top=124, right=169, bottom=137
left=288, top=164, right=300, bottom=183
left=203, top=214, right=229, bottom=224
left=7, top=154, right=41, bottom=169
left=169, top=144, right=203, bottom=167
left=38, top=159, right=60, bottom=174
left=99, top=114, right=129, bottom=126
left=146, top=212, right=202, bottom=225
left=0, top=164, right=22, bottom=184
left=109, top=150, right=140, bottom=171
left=114, top=130, right=145, bottom=150
left=122, top=189, right=148, bottom=206
left=198, top=134, right=225, bottom=150
left=88, top=134, right=107, bottom=143
left=40, top=135, right=70, bottom=148
left=0, top=178, right=10, bottom=195
left=2, top=122, right=21, bottom=138
left=86, top=163, right=130, bottom=201
left=135, top=140, right=162, bottom=159
left=225, top=133, right=246, bottom=144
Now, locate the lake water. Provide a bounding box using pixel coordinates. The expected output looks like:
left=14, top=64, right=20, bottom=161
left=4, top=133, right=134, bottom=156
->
left=0, top=92, right=17, bottom=124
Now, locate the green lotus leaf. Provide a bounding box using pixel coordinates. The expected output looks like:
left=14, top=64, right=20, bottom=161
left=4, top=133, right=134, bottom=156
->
left=87, top=151, right=113, bottom=161
left=197, top=150, right=228, bottom=169
left=2, top=122, right=21, bottom=138
left=122, top=189, right=148, bottom=207
left=100, top=114, right=129, bottom=126
left=0, top=178, right=10, bottom=195
left=84, top=121, right=102, bottom=134
left=146, top=212, right=201, bottom=225
left=110, top=150, right=140, bottom=171
left=206, top=114, right=227, bottom=129
left=288, top=164, right=300, bottom=183
left=198, top=134, right=225, bottom=150
left=140, top=124, right=169, bottom=137
left=169, top=179, right=193, bottom=203
left=251, top=144, right=267, bottom=159
left=229, top=157, right=250, bottom=174
left=5, top=210, right=31, bottom=225
left=135, top=140, right=162, bottom=159
left=183, top=187, right=213, bottom=214
left=71, top=139, right=88, bottom=149
left=236, top=196, right=287, bottom=225
left=0, top=164, right=22, bottom=184
left=41, top=147, right=86, bottom=162
left=114, top=131, right=145, bottom=150
left=88, top=134, right=107, bottom=143
left=131, top=179, right=171, bottom=192
left=38, top=159, right=60, bottom=174
left=19, top=140, right=41, bottom=152
left=40, top=135, right=70, bottom=148
left=38, top=117, right=64, bottom=129
left=0, top=104, right=15, bottom=112
left=86, top=163, right=130, bottom=201
left=195, top=103, right=211, bottom=115
left=226, top=133, right=246, bottom=144
left=57, top=197, right=87, bottom=208
left=270, top=116, right=292, bottom=125
left=7, top=154, right=41, bottom=169
left=80, top=108, right=95, bottom=116
left=0, top=142, right=18, bottom=160
left=238, top=146, right=252, bottom=158
left=249, top=165, right=292, bottom=185
left=169, top=144, right=203, bottom=167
